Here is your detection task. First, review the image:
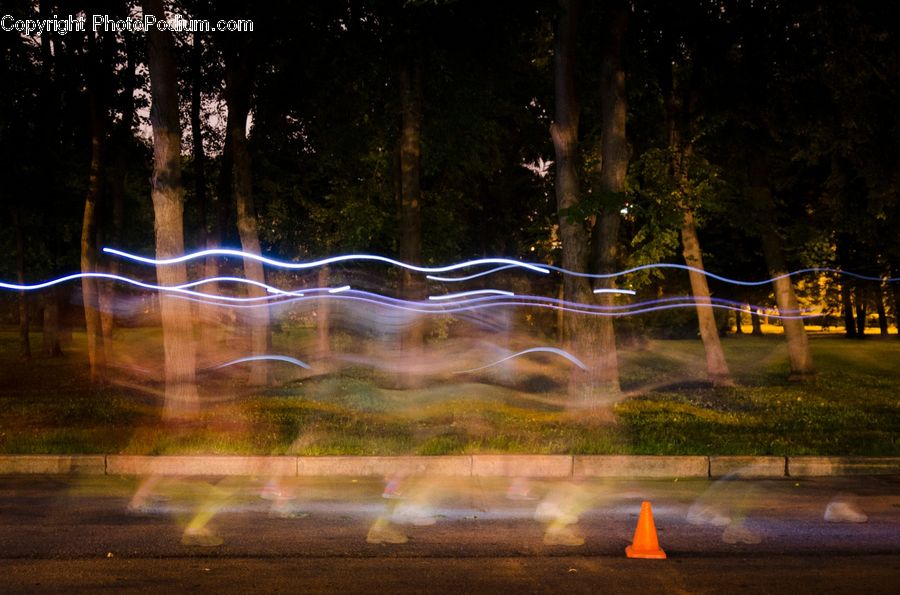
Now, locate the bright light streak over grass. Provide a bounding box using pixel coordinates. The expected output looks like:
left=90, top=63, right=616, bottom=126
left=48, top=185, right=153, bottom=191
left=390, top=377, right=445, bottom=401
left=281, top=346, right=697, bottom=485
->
left=213, top=355, right=311, bottom=370
left=0, top=269, right=815, bottom=319
left=170, top=290, right=816, bottom=319
left=426, top=265, right=522, bottom=282
left=539, top=263, right=900, bottom=286
left=0, top=272, right=302, bottom=301
left=453, top=347, right=588, bottom=374
left=102, top=247, right=552, bottom=275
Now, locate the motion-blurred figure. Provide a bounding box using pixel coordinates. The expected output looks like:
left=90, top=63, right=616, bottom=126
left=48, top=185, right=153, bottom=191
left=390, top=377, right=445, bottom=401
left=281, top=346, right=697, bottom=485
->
left=686, top=470, right=762, bottom=544
left=824, top=493, right=868, bottom=523
left=533, top=481, right=587, bottom=546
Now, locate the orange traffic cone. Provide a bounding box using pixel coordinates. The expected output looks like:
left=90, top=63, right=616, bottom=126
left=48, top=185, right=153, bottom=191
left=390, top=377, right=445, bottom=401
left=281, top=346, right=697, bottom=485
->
left=625, top=501, right=666, bottom=559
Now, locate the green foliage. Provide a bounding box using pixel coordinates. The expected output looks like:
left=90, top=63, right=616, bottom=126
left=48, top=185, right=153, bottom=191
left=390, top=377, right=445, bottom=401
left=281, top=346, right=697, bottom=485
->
left=621, top=149, right=682, bottom=289
left=558, top=190, right=628, bottom=226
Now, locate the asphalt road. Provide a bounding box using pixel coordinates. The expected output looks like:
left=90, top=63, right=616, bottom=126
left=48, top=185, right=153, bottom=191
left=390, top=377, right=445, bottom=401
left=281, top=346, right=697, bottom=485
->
left=1, top=474, right=899, bottom=593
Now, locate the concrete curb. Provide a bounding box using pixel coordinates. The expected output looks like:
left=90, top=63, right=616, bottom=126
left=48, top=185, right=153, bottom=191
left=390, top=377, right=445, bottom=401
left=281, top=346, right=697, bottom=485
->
left=574, top=455, right=709, bottom=478
left=787, top=456, right=900, bottom=477
left=106, top=455, right=297, bottom=477
left=471, top=455, right=571, bottom=478
left=297, top=456, right=471, bottom=477
left=1, top=454, right=898, bottom=477
left=0, top=455, right=106, bottom=475
left=710, top=456, right=786, bottom=478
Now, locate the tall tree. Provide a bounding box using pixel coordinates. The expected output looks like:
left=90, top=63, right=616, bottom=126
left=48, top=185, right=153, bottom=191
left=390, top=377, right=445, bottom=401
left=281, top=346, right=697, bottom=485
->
left=552, top=0, right=621, bottom=402
left=589, top=0, right=629, bottom=392
left=397, top=17, right=426, bottom=367
left=657, top=3, right=733, bottom=386
left=552, top=0, right=591, bottom=393
left=35, top=0, right=60, bottom=357
left=145, top=0, right=199, bottom=417
left=747, top=160, right=815, bottom=378
left=892, top=264, right=900, bottom=339
left=80, top=28, right=107, bottom=381
left=190, top=35, right=209, bottom=253
left=223, top=33, right=270, bottom=386
left=667, top=106, right=733, bottom=386
left=188, top=31, right=225, bottom=352
left=9, top=205, right=30, bottom=358
left=737, top=3, right=815, bottom=379
left=99, top=21, right=137, bottom=367
left=317, top=265, right=331, bottom=360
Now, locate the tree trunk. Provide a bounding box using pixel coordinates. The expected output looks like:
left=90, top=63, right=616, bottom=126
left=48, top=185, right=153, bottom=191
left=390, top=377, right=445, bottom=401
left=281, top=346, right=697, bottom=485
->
left=99, top=29, right=135, bottom=367
left=587, top=0, right=628, bottom=395
left=97, top=196, right=122, bottom=367
left=81, top=47, right=106, bottom=380
left=556, top=280, right=565, bottom=342
left=854, top=286, right=867, bottom=337
left=747, top=175, right=815, bottom=379
left=398, top=49, right=426, bottom=381
left=841, top=282, right=856, bottom=337
left=835, top=237, right=858, bottom=338
left=892, top=263, right=900, bottom=339
left=203, top=97, right=231, bottom=339
left=665, top=88, right=732, bottom=385
left=37, top=0, right=62, bottom=359
left=681, top=210, right=734, bottom=385
left=734, top=309, right=744, bottom=334
left=225, top=41, right=270, bottom=386
left=875, top=286, right=889, bottom=336
left=590, top=212, right=621, bottom=392
left=10, top=206, right=30, bottom=358
left=191, top=34, right=222, bottom=352
left=552, top=0, right=590, bottom=313
left=317, top=266, right=331, bottom=360
left=146, top=0, right=199, bottom=418
left=191, top=34, right=209, bottom=251
left=42, top=289, right=62, bottom=357
left=761, top=233, right=815, bottom=379
left=552, top=0, right=600, bottom=406
left=662, top=36, right=733, bottom=386
left=750, top=305, right=763, bottom=335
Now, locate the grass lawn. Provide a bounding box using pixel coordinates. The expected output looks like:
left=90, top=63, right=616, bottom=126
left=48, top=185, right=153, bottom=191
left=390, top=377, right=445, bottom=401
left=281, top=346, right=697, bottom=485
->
left=0, top=328, right=897, bottom=456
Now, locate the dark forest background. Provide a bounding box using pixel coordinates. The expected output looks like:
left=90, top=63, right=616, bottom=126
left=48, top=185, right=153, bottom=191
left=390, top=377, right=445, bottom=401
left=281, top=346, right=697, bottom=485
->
left=1, top=0, right=898, bottom=412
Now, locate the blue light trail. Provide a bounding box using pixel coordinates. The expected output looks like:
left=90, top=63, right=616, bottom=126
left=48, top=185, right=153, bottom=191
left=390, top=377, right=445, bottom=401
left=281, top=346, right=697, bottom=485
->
left=453, top=347, right=588, bottom=374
